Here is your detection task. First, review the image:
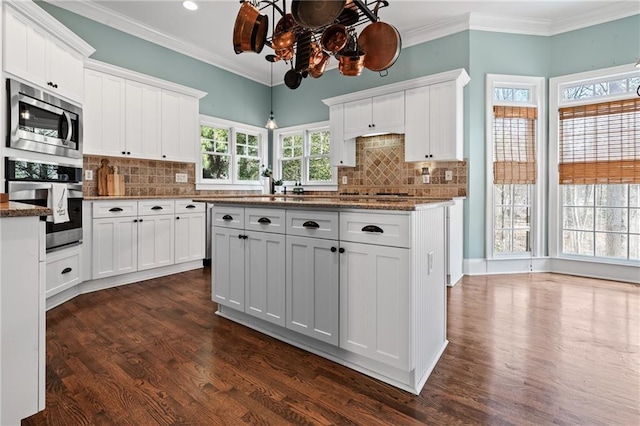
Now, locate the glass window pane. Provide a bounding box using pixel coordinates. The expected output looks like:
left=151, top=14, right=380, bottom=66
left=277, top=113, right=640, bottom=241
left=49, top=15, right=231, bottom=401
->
left=237, top=133, right=246, bottom=145
left=494, top=230, right=512, bottom=253
left=248, top=147, right=259, bottom=157
left=512, top=230, right=530, bottom=252
left=309, top=131, right=330, bottom=155
left=595, top=232, right=627, bottom=258
left=630, top=208, right=640, bottom=234
left=248, top=134, right=258, bottom=146
left=216, top=141, right=228, bottom=154
left=201, top=126, right=214, bottom=139
left=629, top=234, right=640, bottom=260
left=236, top=158, right=259, bottom=181
left=563, top=207, right=594, bottom=230
left=202, top=153, right=230, bottom=180
left=513, top=89, right=531, bottom=102
left=494, top=87, right=513, bottom=101
left=236, top=145, right=246, bottom=155
left=214, top=128, right=229, bottom=142
left=494, top=207, right=512, bottom=229
left=513, top=207, right=530, bottom=228
left=513, top=185, right=530, bottom=205
left=563, top=231, right=594, bottom=256
left=201, top=138, right=215, bottom=152
left=282, top=159, right=301, bottom=181
left=308, top=157, right=332, bottom=181
left=563, top=185, right=594, bottom=206
left=595, top=208, right=628, bottom=232
left=494, top=185, right=512, bottom=205
left=595, top=185, right=628, bottom=207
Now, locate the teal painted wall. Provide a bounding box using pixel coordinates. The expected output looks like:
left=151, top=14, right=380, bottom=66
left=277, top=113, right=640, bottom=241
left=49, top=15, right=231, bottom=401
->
left=36, top=1, right=270, bottom=127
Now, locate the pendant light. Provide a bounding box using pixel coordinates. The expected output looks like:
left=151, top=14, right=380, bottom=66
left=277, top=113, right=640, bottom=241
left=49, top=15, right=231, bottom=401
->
left=265, top=63, right=278, bottom=129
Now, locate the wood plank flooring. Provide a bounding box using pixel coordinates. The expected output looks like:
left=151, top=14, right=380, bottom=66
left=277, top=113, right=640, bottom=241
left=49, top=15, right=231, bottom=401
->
left=23, top=269, right=639, bottom=425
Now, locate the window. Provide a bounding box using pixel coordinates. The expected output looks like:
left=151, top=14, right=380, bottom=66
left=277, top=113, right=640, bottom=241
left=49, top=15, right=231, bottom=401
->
left=274, top=122, right=336, bottom=188
left=486, top=75, right=545, bottom=258
left=198, top=116, right=267, bottom=189
left=557, top=92, right=639, bottom=261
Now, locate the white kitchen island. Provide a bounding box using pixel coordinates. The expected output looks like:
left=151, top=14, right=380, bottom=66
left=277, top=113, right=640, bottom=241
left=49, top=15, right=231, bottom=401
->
left=202, top=195, right=451, bottom=394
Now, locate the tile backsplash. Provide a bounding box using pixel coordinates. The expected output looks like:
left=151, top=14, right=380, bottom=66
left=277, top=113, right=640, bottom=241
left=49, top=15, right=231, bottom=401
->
left=337, top=134, right=467, bottom=197
left=82, top=155, right=259, bottom=197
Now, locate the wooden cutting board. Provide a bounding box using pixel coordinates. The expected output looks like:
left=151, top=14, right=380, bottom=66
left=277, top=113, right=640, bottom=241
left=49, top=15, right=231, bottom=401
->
left=97, top=159, right=110, bottom=196
left=107, top=166, right=125, bottom=196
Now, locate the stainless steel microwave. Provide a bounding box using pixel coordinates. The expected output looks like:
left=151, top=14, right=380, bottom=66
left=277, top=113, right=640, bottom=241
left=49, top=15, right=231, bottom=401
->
left=7, top=78, right=83, bottom=159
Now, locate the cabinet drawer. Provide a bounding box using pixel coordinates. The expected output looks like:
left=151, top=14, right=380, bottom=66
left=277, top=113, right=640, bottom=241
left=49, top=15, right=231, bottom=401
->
left=340, top=212, right=411, bottom=248
left=138, top=200, right=175, bottom=215
left=175, top=200, right=205, bottom=213
left=286, top=210, right=339, bottom=240
left=212, top=206, right=244, bottom=229
left=46, top=246, right=82, bottom=297
left=245, top=208, right=286, bottom=234
left=93, top=200, right=138, bottom=218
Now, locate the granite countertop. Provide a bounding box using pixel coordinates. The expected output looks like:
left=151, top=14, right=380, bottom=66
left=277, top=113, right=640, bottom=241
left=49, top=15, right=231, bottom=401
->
left=0, top=201, right=51, bottom=218
left=84, top=195, right=217, bottom=201
left=197, top=195, right=454, bottom=211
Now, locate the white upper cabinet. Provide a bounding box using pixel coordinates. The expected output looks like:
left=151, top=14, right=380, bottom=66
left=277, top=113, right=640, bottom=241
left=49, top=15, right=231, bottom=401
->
left=405, top=80, right=464, bottom=162
left=83, top=70, right=126, bottom=157
left=83, top=60, right=206, bottom=162
left=343, top=92, right=405, bottom=140
left=3, top=2, right=94, bottom=104
left=125, top=80, right=162, bottom=159
left=161, top=90, right=199, bottom=163
left=324, top=69, right=470, bottom=166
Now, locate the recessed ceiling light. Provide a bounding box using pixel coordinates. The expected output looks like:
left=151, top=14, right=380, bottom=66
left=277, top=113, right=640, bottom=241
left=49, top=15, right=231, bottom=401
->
left=182, top=1, right=198, bottom=11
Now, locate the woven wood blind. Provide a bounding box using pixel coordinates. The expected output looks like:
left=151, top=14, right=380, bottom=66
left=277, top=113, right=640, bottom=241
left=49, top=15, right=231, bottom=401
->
left=493, top=106, right=537, bottom=184
left=559, top=98, right=640, bottom=184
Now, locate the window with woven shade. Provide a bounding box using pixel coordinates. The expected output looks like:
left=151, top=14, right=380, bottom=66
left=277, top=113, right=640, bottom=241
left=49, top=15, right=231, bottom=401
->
left=558, top=98, right=640, bottom=185
left=493, top=106, right=537, bottom=184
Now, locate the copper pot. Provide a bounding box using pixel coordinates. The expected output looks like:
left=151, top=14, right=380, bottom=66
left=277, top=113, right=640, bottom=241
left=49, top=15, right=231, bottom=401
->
left=358, top=21, right=402, bottom=72
left=321, top=24, right=348, bottom=53
left=308, top=51, right=330, bottom=78
left=275, top=47, right=294, bottom=61
left=272, top=30, right=295, bottom=50
left=232, top=2, right=268, bottom=54
left=338, top=50, right=365, bottom=76
left=291, top=0, right=346, bottom=29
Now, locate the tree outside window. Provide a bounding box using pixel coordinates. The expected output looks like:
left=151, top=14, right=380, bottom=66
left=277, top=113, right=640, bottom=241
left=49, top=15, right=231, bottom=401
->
left=201, top=125, right=230, bottom=180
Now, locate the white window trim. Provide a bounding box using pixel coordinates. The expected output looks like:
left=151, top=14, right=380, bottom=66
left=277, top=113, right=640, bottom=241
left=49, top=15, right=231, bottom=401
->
left=273, top=121, right=338, bottom=191
left=549, top=62, right=639, bottom=262
left=196, top=115, right=268, bottom=191
left=485, top=74, right=547, bottom=260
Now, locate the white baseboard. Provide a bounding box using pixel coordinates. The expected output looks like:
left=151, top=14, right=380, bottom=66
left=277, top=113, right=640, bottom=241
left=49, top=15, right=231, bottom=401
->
left=464, top=257, right=551, bottom=275
left=46, top=260, right=204, bottom=311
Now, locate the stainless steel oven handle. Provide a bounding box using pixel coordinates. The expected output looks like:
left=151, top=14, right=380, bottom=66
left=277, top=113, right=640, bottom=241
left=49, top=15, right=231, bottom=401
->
left=7, top=181, right=83, bottom=192
left=63, top=111, right=72, bottom=146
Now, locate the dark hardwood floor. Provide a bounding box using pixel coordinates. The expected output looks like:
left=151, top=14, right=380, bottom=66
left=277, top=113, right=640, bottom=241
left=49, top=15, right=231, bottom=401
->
left=23, top=268, right=639, bottom=425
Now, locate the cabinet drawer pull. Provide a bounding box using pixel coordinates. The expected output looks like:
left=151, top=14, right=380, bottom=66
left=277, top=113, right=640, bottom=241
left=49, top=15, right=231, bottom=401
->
left=257, top=217, right=271, bottom=224
left=302, top=220, right=320, bottom=229
left=151, top=206, right=163, bottom=210
left=222, top=214, right=233, bottom=221
left=186, top=204, right=196, bottom=209
left=61, top=267, right=72, bottom=274
left=238, top=234, right=248, bottom=240
left=109, top=207, right=123, bottom=212
left=362, top=225, right=384, bottom=234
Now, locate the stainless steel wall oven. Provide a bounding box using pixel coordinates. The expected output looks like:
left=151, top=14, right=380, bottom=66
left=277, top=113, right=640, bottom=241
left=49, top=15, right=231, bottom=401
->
left=7, top=78, right=82, bottom=159
left=6, top=158, right=83, bottom=251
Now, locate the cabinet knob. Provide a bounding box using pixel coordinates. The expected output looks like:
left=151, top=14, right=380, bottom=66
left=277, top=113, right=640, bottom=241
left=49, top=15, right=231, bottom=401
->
left=127, top=152, right=131, bottom=155
left=139, top=218, right=143, bottom=222
left=176, top=216, right=180, bottom=220
left=53, top=83, right=58, bottom=88
left=340, top=160, right=343, bottom=164
left=122, top=151, right=126, bottom=155
left=371, top=124, right=375, bottom=127
left=331, top=247, right=337, bottom=253
left=339, top=247, right=345, bottom=254
left=133, top=219, right=138, bottom=223
left=162, top=155, right=167, bottom=158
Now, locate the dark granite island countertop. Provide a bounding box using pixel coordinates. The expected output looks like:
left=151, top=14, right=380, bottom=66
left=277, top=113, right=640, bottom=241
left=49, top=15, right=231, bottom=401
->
left=0, top=201, right=51, bottom=218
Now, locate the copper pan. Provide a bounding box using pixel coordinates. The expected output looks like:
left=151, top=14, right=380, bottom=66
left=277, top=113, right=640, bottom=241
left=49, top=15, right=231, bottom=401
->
left=321, top=24, right=348, bottom=53
left=338, top=50, right=365, bottom=76
left=309, top=52, right=330, bottom=78
left=358, top=21, right=401, bottom=72
left=291, top=0, right=345, bottom=29
left=233, top=2, right=268, bottom=54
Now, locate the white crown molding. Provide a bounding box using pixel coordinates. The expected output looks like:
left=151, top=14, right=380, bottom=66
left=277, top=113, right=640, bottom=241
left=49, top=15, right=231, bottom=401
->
left=468, top=13, right=552, bottom=36
left=43, top=0, right=270, bottom=85
left=548, top=1, right=640, bottom=35
left=7, top=0, right=95, bottom=56
left=401, top=13, right=471, bottom=48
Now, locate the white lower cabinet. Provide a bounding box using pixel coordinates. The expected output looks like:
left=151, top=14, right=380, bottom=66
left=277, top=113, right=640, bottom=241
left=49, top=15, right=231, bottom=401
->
left=175, top=212, right=206, bottom=264
left=45, top=245, right=83, bottom=298
left=286, top=235, right=339, bottom=345
left=93, top=215, right=138, bottom=279
left=339, top=241, right=411, bottom=370
left=245, top=230, right=286, bottom=326
left=212, top=226, right=245, bottom=310
left=137, top=214, right=175, bottom=271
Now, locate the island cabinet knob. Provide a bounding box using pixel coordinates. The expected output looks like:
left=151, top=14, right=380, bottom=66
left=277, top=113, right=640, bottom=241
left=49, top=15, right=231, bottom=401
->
left=362, top=225, right=384, bottom=234
left=222, top=214, right=233, bottom=221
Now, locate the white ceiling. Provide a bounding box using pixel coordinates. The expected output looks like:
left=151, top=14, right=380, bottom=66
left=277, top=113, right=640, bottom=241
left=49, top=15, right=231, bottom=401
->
left=46, top=0, right=639, bottom=85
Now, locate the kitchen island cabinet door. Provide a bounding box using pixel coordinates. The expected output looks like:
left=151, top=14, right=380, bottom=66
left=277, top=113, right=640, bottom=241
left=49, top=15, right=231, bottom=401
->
left=137, top=214, right=175, bottom=271
left=92, top=216, right=138, bottom=279
left=339, top=241, right=411, bottom=371
left=211, top=227, right=245, bottom=310
left=286, top=235, right=339, bottom=345
left=244, top=231, right=286, bottom=326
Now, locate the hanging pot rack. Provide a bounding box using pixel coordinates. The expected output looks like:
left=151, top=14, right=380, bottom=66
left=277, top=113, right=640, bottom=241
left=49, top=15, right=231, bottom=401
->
left=233, top=0, right=396, bottom=89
